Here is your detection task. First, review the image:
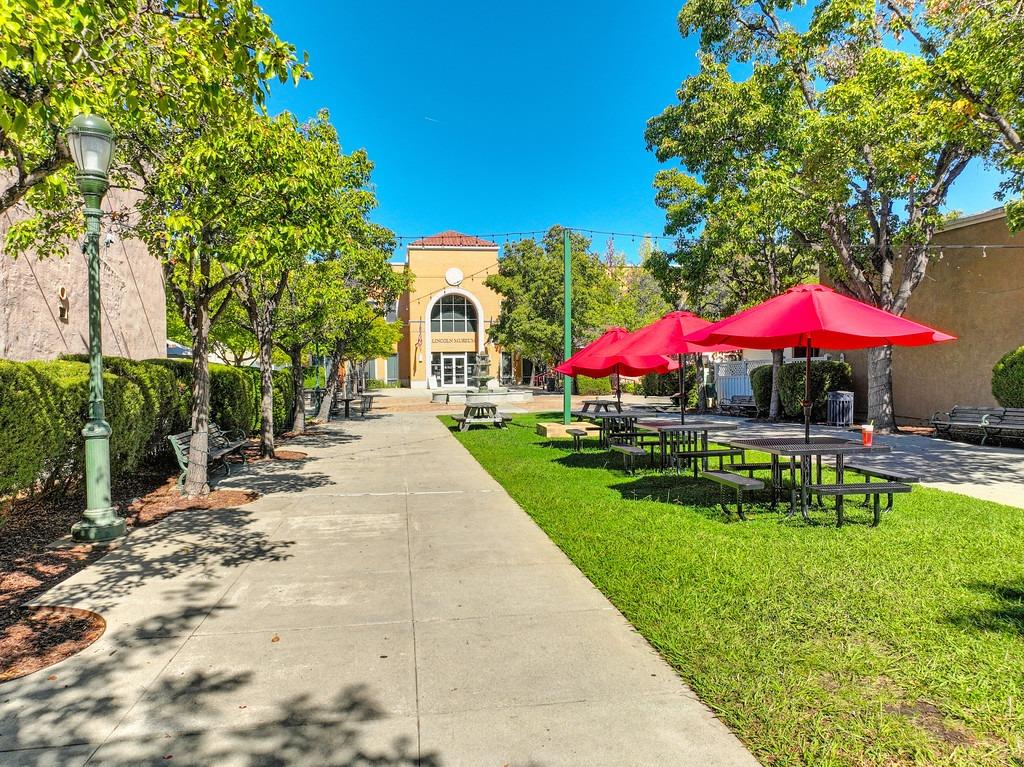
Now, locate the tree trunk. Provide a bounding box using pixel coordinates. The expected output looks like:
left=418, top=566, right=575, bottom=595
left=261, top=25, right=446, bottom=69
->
left=184, top=298, right=212, bottom=496
left=867, top=344, right=896, bottom=432
left=315, top=343, right=343, bottom=422
left=289, top=347, right=305, bottom=434
left=257, top=332, right=276, bottom=458
left=769, top=348, right=784, bottom=420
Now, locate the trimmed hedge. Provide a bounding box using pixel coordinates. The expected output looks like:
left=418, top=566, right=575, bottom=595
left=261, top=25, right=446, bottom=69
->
left=750, top=364, right=773, bottom=415
left=640, top=366, right=698, bottom=407
left=778, top=360, right=854, bottom=421
left=2, top=356, right=296, bottom=501
left=576, top=375, right=613, bottom=396
left=0, top=361, right=58, bottom=497
left=749, top=360, right=853, bottom=421
left=992, top=345, right=1024, bottom=407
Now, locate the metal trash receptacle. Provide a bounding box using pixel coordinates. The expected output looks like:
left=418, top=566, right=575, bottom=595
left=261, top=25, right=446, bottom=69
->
left=827, top=390, right=854, bottom=427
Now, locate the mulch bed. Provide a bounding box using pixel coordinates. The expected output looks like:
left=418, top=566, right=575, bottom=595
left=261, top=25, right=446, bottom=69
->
left=0, top=444, right=291, bottom=683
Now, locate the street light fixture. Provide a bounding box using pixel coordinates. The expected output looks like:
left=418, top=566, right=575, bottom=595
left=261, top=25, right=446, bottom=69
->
left=67, top=114, right=125, bottom=542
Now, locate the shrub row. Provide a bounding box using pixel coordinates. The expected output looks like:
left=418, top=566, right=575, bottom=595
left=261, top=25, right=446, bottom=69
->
left=750, top=359, right=854, bottom=420
left=1, top=356, right=294, bottom=500
left=992, top=345, right=1024, bottom=408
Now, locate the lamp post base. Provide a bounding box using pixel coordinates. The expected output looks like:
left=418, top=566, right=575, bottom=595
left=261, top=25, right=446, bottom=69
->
left=72, top=508, right=126, bottom=542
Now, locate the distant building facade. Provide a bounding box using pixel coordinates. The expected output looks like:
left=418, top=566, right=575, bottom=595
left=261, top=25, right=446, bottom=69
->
left=0, top=192, right=166, bottom=361
left=369, top=231, right=513, bottom=388
left=842, top=208, right=1024, bottom=422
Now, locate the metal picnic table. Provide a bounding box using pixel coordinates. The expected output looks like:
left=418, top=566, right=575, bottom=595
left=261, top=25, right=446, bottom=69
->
left=724, top=436, right=891, bottom=521
left=638, top=419, right=740, bottom=470
left=580, top=398, right=622, bottom=414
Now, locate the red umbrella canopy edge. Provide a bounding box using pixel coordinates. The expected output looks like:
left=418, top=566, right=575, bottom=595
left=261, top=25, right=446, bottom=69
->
left=554, top=327, right=630, bottom=377
left=620, top=311, right=741, bottom=356
left=690, top=284, right=956, bottom=350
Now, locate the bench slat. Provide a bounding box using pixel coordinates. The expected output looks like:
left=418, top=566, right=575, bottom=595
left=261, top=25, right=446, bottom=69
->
left=808, top=482, right=911, bottom=495
left=702, top=471, right=764, bottom=490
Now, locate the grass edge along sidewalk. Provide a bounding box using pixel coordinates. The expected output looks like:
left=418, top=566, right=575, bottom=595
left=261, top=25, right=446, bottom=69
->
left=445, top=413, right=1024, bottom=767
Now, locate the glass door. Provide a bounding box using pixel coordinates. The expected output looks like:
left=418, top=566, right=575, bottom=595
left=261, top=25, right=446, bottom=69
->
left=442, top=353, right=467, bottom=386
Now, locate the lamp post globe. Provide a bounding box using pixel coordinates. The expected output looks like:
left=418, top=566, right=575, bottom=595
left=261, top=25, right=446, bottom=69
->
left=67, top=114, right=125, bottom=543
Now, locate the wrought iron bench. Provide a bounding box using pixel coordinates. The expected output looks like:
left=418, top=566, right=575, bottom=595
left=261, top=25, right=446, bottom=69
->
left=720, top=394, right=759, bottom=417
left=930, top=406, right=1004, bottom=444
left=167, top=423, right=247, bottom=492
left=988, top=408, right=1024, bottom=444
left=702, top=470, right=764, bottom=520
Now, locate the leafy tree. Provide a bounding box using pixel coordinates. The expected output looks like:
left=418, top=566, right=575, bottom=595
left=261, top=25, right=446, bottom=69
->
left=0, top=0, right=305, bottom=218
left=277, top=252, right=408, bottom=433
left=602, top=237, right=672, bottom=331
left=649, top=168, right=816, bottom=417
left=877, top=1, right=1024, bottom=228
left=648, top=2, right=992, bottom=429
left=231, top=111, right=375, bottom=457
left=486, top=226, right=618, bottom=366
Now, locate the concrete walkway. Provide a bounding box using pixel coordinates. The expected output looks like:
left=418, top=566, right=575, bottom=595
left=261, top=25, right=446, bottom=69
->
left=0, top=413, right=759, bottom=766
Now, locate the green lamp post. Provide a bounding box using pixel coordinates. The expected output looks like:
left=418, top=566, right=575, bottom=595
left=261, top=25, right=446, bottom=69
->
left=67, top=114, right=126, bottom=542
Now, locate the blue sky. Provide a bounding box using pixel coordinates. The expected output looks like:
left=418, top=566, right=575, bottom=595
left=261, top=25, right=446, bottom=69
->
left=261, top=0, right=1006, bottom=262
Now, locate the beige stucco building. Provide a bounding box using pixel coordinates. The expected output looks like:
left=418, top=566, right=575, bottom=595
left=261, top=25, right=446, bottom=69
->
left=369, top=231, right=511, bottom=389
left=842, top=208, right=1024, bottom=423
left=0, top=192, right=166, bottom=362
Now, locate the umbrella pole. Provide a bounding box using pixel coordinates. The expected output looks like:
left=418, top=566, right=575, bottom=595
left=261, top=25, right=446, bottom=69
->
left=616, top=364, right=621, bottom=406
left=679, top=353, right=685, bottom=424
left=804, top=340, right=812, bottom=443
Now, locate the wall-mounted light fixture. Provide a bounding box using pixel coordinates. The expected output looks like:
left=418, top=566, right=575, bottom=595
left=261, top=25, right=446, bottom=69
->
left=58, top=286, right=69, bottom=322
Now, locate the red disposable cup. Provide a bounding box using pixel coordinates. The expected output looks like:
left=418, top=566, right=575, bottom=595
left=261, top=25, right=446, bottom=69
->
left=862, top=425, right=874, bottom=447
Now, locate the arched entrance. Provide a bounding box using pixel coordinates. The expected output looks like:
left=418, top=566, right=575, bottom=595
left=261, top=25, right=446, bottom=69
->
left=423, top=288, right=485, bottom=388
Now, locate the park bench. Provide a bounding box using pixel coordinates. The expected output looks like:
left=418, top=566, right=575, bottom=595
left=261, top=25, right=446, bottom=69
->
left=672, top=447, right=744, bottom=477
left=988, top=408, right=1024, bottom=444
left=720, top=394, right=759, bottom=417
left=806, top=480, right=912, bottom=527
left=702, top=470, right=764, bottom=521
left=930, top=406, right=1003, bottom=444
left=167, top=423, right=247, bottom=492
left=567, top=427, right=589, bottom=452
left=611, top=443, right=648, bottom=474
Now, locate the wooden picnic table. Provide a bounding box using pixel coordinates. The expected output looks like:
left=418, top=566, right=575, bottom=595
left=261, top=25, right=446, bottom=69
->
left=724, top=436, right=890, bottom=521
left=638, top=420, right=740, bottom=470
left=455, top=401, right=507, bottom=432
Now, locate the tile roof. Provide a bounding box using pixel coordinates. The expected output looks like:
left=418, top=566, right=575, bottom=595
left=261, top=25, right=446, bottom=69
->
left=408, top=231, right=498, bottom=247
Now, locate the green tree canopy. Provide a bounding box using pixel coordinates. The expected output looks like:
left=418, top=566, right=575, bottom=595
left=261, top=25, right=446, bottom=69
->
left=485, top=226, right=618, bottom=366
left=0, top=0, right=306, bottom=217
left=647, top=0, right=994, bottom=428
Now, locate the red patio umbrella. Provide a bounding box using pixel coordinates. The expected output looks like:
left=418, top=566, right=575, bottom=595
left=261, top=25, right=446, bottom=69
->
left=589, top=311, right=738, bottom=423
left=690, top=284, right=956, bottom=440
left=555, top=328, right=677, bottom=403
left=554, top=327, right=630, bottom=378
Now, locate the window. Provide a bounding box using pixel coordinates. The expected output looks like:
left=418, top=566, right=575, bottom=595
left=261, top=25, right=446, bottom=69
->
left=431, top=294, right=477, bottom=333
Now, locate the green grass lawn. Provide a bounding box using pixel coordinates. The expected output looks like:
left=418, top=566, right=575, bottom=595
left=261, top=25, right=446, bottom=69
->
left=447, top=413, right=1024, bottom=767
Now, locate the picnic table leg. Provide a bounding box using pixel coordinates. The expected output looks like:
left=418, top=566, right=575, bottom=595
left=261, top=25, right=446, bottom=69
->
left=799, top=455, right=811, bottom=522
left=344, top=400, right=351, bottom=418
left=872, top=494, right=882, bottom=526
left=835, top=454, right=846, bottom=527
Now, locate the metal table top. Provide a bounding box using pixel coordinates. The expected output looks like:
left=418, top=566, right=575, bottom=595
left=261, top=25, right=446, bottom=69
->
left=726, top=436, right=890, bottom=456
left=639, top=420, right=740, bottom=433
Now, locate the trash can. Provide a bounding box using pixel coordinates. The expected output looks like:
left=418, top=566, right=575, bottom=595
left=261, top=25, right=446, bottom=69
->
left=827, top=390, right=854, bottom=427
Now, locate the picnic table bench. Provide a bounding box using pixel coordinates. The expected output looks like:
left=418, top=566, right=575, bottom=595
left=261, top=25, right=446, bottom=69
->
left=167, top=422, right=247, bottom=492
left=702, top=470, right=764, bottom=520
